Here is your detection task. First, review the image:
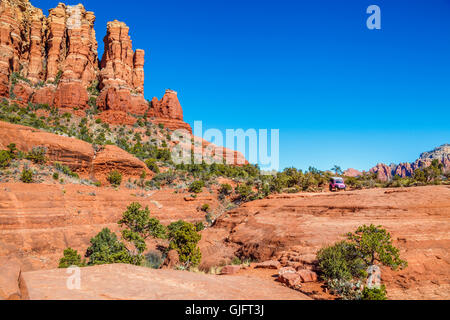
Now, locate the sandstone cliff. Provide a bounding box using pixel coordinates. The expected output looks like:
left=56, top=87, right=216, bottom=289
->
left=0, top=0, right=191, bottom=131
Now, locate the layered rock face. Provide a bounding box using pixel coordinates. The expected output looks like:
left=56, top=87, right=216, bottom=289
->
left=0, top=1, right=98, bottom=109
left=0, top=0, right=192, bottom=131
left=96, top=20, right=148, bottom=116
left=0, top=121, right=151, bottom=183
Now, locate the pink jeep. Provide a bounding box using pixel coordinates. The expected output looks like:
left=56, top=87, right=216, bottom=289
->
left=329, top=177, right=347, bottom=192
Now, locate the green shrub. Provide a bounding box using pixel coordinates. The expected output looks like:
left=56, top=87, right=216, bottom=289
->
left=108, top=170, right=123, bottom=186
left=189, top=180, right=205, bottom=194
left=234, top=184, right=254, bottom=202
left=317, top=241, right=367, bottom=281
left=54, top=162, right=79, bottom=179
left=145, top=158, right=160, bottom=173
left=53, top=70, right=63, bottom=85
left=20, top=168, right=33, bottom=183
left=200, top=204, right=210, bottom=212
left=167, top=220, right=202, bottom=268
left=362, top=285, right=388, bottom=300
left=58, top=248, right=86, bottom=268
left=219, top=183, right=232, bottom=196
left=53, top=172, right=59, bottom=180
left=26, top=146, right=47, bottom=164
left=231, top=256, right=242, bottom=265
left=317, top=225, right=407, bottom=300
left=144, top=250, right=165, bottom=269
left=327, top=278, right=363, bottom=300
left=85, top=228, right=133, bottom=266
left=6, top=143, right=17, bottom=159
left=195, top=222, right=205, bottom=232
left=0, top=150, right=11, bottom=168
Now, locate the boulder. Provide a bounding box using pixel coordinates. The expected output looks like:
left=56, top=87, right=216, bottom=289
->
left=297, top=269, right=318, bottom=283
left=160, top=250, right=180, bottom=269
left=0, top=257, right=22, bottom=300
left=220, top=265, right=241, bottom=275
left=255, top=260, right=281, bottom=269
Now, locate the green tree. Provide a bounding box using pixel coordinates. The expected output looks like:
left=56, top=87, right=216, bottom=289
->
left=167, top=221, right=202, bottom=268
left=59, top=248, right=86, bottom=268
left=346, top=224, right=408, bottom=270
left=118, top=202, right=167, bottom=264
left=85, top=228, right=133, bottom=266
left=331, top=165, right=343, bottom=176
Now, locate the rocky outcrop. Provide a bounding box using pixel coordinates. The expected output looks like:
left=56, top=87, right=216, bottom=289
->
left=0, top=257, right=23, bottom=300
left=370, top=163, right=394, bottom=182
left=20, top=264, right=310, bottom=300
left=0, top=121, right=150, bottom=181
left=97, top=20, right=148, bottom=116
left=149, top=89, right=192, bottom=132
left=0, top=1, right=98, bottom=109
left=368, top=144, right=450, bottom=182
left=0, top=182, right=220, bottom=271
left=0, top=1, right=153, bottom=117
left=201, top=186, right=450, bottom=300
left=343, top=168, right=362, bottom=177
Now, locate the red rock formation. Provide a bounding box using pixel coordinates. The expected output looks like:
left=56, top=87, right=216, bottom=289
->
left=0, top=0, right=44, bottom=96
left=149, top=89, right=192, bottom=132
left=0, top=121, right=150, bottom=182
left=370, top=163, right=393, bottom=182
left=343, top=168, right=363, bottom=177
left=20, top=264, right=310, bottom=300
left=200, top=186, right=450, bottom=299
left=0, top=1, right=150, bottom=117
left=369, top=145, right=449, bottom=182
left=97, top=20, right=148, bottom=116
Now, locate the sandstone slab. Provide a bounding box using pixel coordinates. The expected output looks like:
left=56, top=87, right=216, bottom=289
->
left=21, top=264, right=310, bottom=300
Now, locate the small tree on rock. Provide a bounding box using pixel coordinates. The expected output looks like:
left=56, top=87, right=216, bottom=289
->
left=59, top=248, right=86, bottom=268
left=118, top=202, right=167, bottom=264
left=85, top=228, right=133, bottom=266
left=167, top=220, right=202, bottom=268
left=345, top=224, right=408, bottom=270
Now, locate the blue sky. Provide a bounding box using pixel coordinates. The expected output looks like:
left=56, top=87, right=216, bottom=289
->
left=32, top=0, right=450, bottom=171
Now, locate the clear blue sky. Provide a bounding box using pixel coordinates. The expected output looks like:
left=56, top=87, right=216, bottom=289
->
left=32, top=0, right=450, bottom=171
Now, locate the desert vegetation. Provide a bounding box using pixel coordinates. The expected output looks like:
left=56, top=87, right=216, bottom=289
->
left=1, top=99, right=448, bottom=202
left=59, top=202, right=203, bottom=270
left=316, top=224, right=407, bottom=300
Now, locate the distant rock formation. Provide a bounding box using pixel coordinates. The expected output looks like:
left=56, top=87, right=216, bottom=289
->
left=343, top=168, right=363, bottom=177
left=0, top=0, right=191, bottom=131
left=369, top=145, right=450, bottom=182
